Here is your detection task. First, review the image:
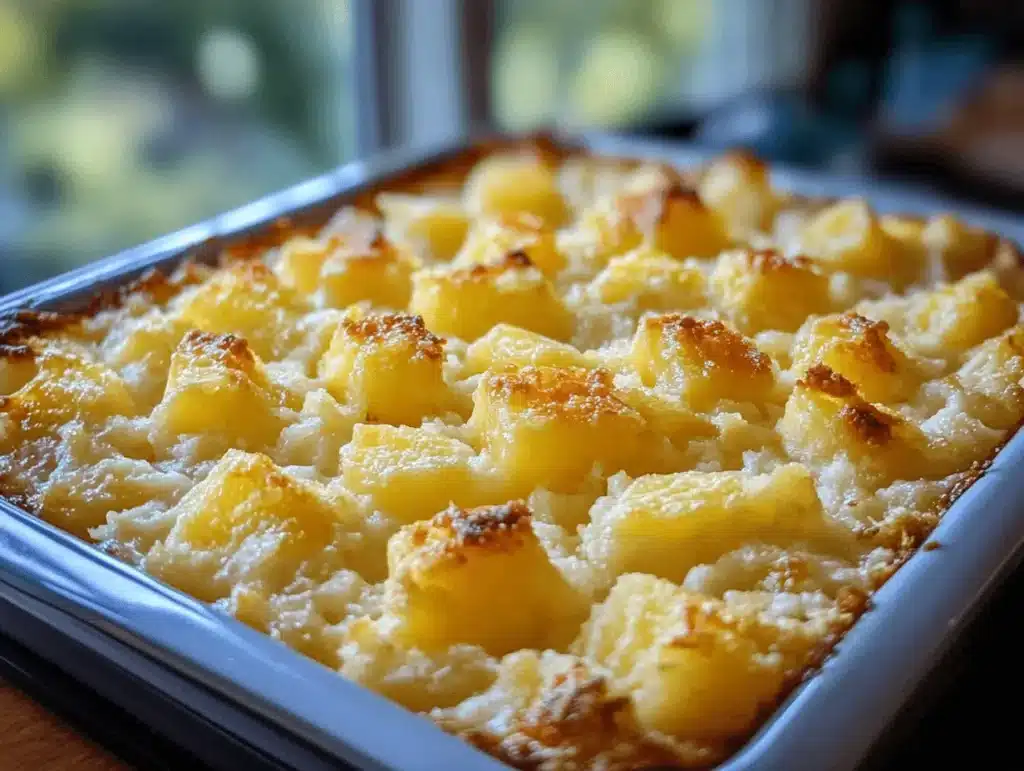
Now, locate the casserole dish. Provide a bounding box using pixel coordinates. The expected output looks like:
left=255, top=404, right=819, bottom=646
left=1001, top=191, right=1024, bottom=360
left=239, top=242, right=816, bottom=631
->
left=1, top=131, right=1023, bottom=770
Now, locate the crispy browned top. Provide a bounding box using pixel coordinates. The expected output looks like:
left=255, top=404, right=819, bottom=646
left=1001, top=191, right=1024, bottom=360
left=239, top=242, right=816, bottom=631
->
left=650, top=314, right=772, bottom=375
left=340, top=313, right=445, bottom=360
left=483, top=366, right=643, bottom=423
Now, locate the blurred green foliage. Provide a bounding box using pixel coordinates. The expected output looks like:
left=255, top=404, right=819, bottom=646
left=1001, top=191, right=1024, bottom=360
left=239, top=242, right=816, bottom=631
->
left=0, top=0, right=353, bottom=288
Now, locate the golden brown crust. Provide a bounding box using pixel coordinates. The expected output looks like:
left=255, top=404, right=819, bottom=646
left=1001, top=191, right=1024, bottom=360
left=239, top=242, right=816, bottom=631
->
left=650, top=314, right=771, bottom=376
left=340, top=313, right=445, bottom=360
left=744, top=248, right=816, bottom=274
left=836, top=313, right=899, bottom=373
left=800, top=364, right=858, bottom=398
left=421, top=502, right=533, bottom=552
left=483, top=366, right=640, bottom=423
left=179, top=329, right=258, bottom=368
left=443, top=664, right=694, bottom=771
left=839, top=402, right=899, bottom=447
left=0, top=311, right=77, bottom=354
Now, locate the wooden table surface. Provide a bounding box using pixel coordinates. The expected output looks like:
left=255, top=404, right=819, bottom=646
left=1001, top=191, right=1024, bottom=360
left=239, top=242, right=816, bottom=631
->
left=0, top=679, right=125, bottom=771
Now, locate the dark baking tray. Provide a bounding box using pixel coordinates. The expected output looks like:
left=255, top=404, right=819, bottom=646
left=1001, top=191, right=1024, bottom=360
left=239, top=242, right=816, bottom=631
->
left=1, top=132, right=1023, bottom=771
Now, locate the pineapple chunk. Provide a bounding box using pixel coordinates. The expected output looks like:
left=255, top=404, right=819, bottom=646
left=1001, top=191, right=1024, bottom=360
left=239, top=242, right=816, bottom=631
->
left=575, top=574, right=817, bottom=741
left=0, top=350, right=137, bottom=445
left=630, top=314, right=775, bottom=410
left=376, top=192, right=470, bottom=261
left=800, top=199, right=911, bottom=282
left=276, top=210, right=381, bottom=292
left=145, top=450, right=372, bottom=601
left=698, top=151, right=778, bottom=236
left=340, top=423, right=497, bottom=523
left=906, top=271, right=1018, bottom=355
left=276, top=236, right=333, bottom=294
left=454, top=212, right=565, bottom=278
left=151, top=331, right=289, bottom=450
left=463, top=153, right=569, bottom=227
left=880, top=214, right=927, bottom=272
left=174, top=262, right=301, bottom=360
left=582, top=464, right=837, bottom=583
left=615, top=183, right=731, bottom=259
left=409, top=253, right=574, bottom=342
left=790, top=313, right=927, bottom=404
left=572, top=204, right=646, bottom=267
left=922, top=214, right=998, bottom=280
left=779, top=365, right=927, bottom=484
left=320, top=234, right=420, bottom=310
left=710, top=249, right=831, bottom=334
left=587, top=246, right=706, bottom=311
left=467, top=366, right=647, bottom=493
left=463, top=324, right=589, bottom=376
left=384, top=502, right=586, bottom=655
left=318, top=313, right=456, bottom=426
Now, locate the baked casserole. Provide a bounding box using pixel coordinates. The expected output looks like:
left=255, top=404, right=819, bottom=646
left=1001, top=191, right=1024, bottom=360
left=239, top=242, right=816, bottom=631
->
left=1, top=140, right=1021, bottom=769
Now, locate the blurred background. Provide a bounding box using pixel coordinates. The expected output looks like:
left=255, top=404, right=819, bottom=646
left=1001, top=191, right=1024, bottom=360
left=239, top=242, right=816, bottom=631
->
left=1, top=0, right=1022, bottom=293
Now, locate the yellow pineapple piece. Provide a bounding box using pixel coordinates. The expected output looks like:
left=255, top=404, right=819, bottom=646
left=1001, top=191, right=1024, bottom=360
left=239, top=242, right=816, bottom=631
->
left=376, top=192, right=470, bottom=261
left=575, top=574, right=817, bottom=741
left=318, top=313, right=456, bottom=426
left=582, top=464, right=837, bottom=583
left=615, top=183, right=731, bottom=259
left=922, top=214, right=998, bottom=280
left=320, top=234, right=420, bottom=310
left=0, top=350, right=137, bottom=445
left=907, top=271, right=1018, bottom=355
left=464, top=324, right=589, bottom=376
left=800, top=199, right=912, bottom=282
left=698, top=151, right=778, bottom=236
left=778, top=365, right=927, bottom=484
left=587, top=246, right=706, bottom=311
left=151, top=330, right=290, bottom=450
left=409, top=253, right=574, bottom=342
left=453, top=212, right=565, bottom=278
left=384, top=502, right=586, bottom=655
left=880, top=214, right=927, bottom=273
left=276, top=236, right=333, bottom=294
left=790, top=313, right=927, bottom=403
left=630, top=314, right=775, bottom=410
left=463, top=153, right=570, bottom=227
left=572, top=204, right=646, bottom=267
left=276, top=209, right=381, bottom=292
left=145, top=450, right=371, bottom=601
left=467, top=366, right=647, bottom=493
left=340, top=423, right=498, bottom=523
left=174, top=262, right=302, bottom=360
left=710, top=249, right=831, bottom=334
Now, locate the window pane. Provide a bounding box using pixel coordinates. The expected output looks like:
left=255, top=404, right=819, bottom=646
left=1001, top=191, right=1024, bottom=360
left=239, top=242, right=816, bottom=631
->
left=490, top=0, right=816, bottom=132
left=0, top=0, right=355, bottom=292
